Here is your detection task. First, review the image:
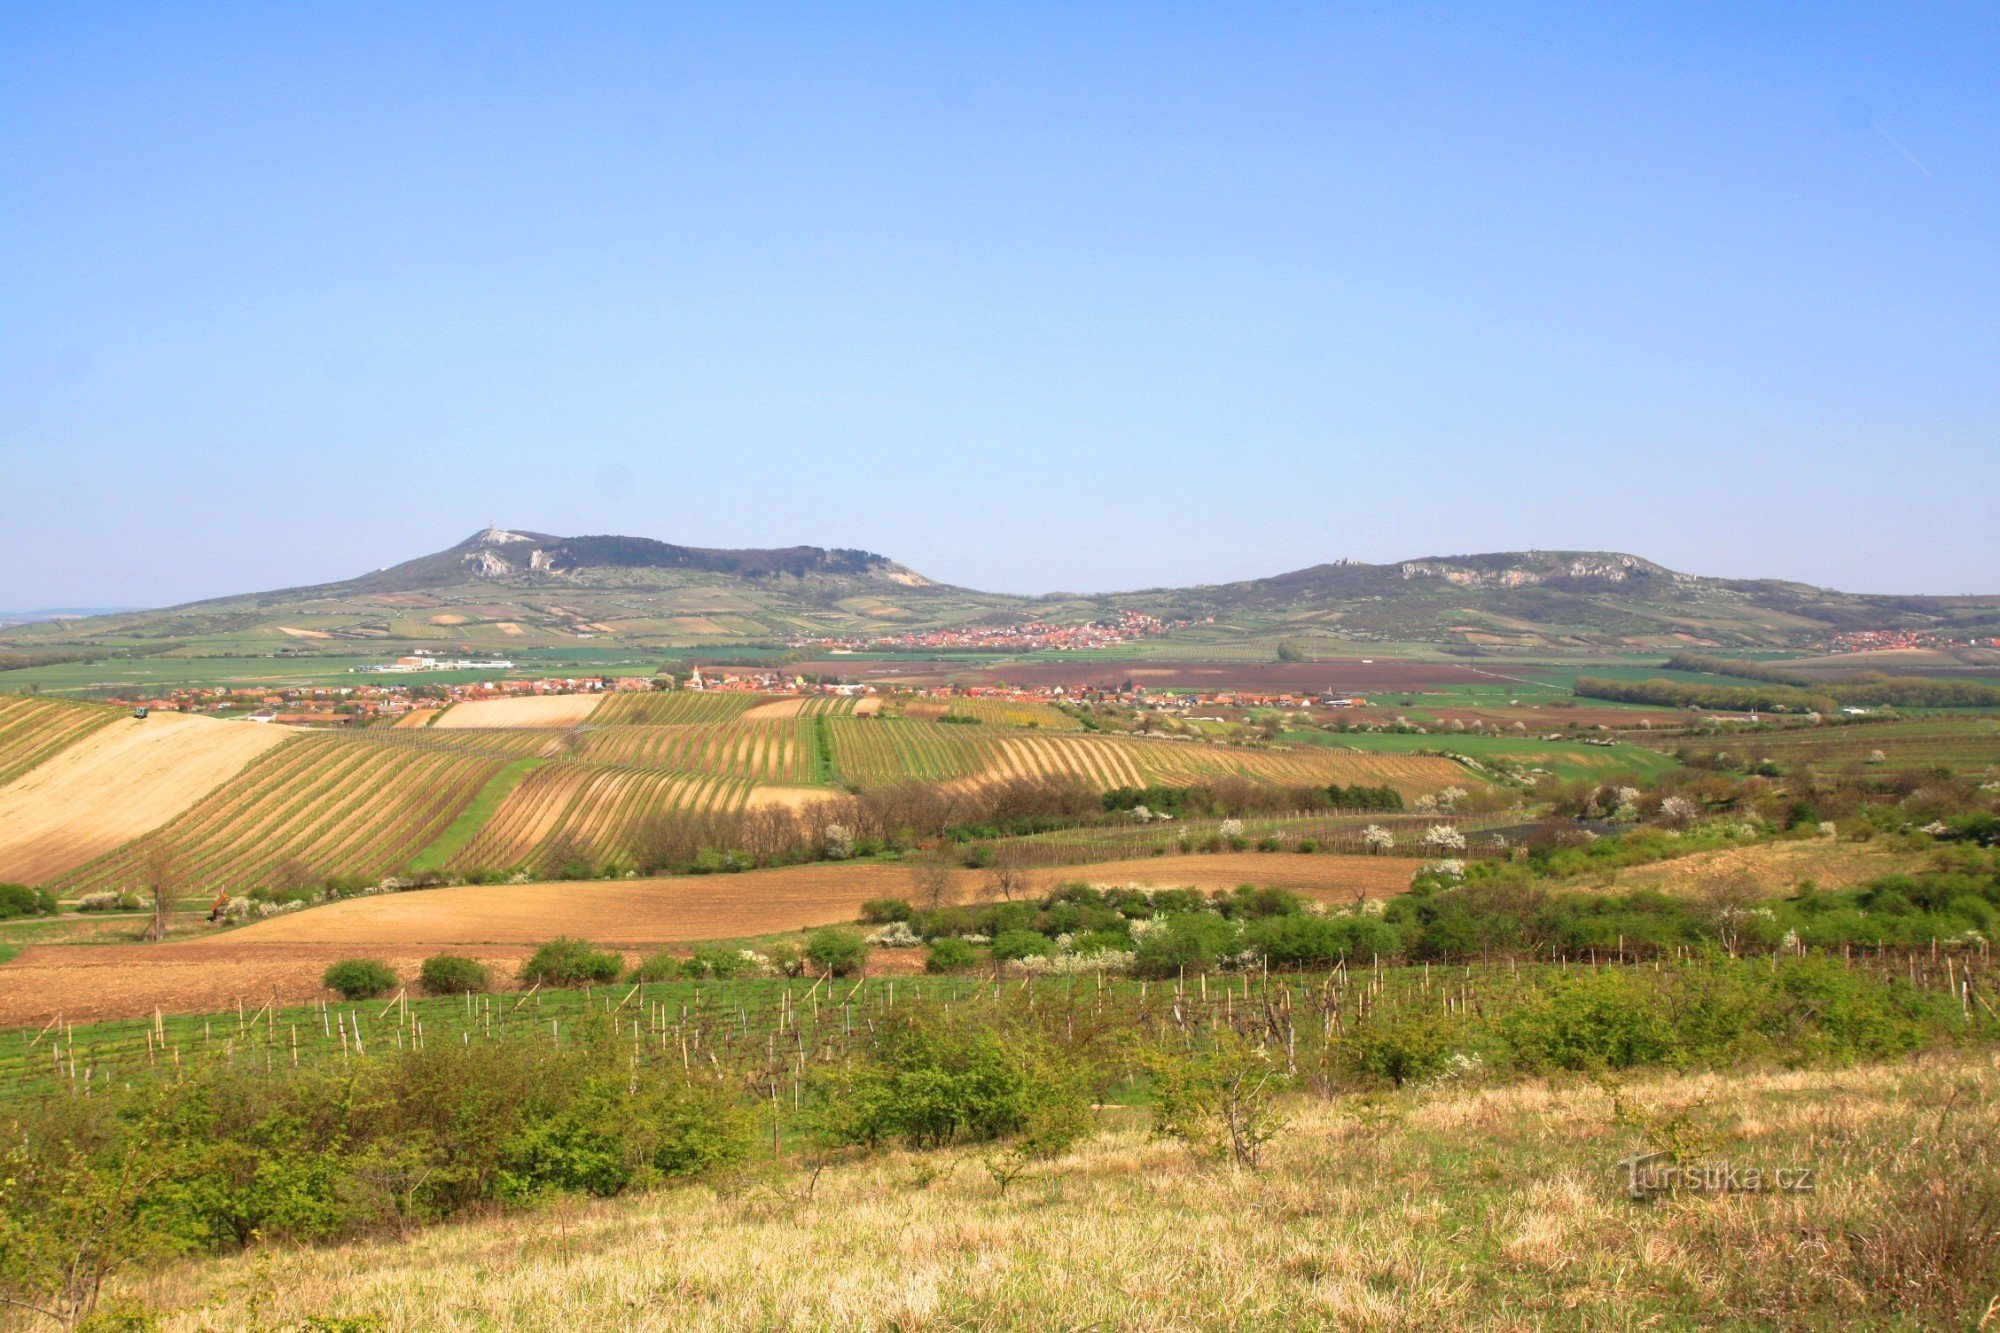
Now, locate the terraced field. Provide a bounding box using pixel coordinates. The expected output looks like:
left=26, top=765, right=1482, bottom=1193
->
left=53, top=735, right=506, bottom=897
left=580, top=721, right=819, bottom=784
left=0, top=694, right=123, bottom=784
left=1675, top=717, right=2000, bottom=775
left=443, top=763, right=750, bottom=874
left=590, top=692, right=764, bottom=725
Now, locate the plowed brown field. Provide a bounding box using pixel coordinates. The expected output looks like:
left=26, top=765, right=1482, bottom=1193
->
left=0, top=714, right=292, bottom=884
left=0, top=853, right=1421, bottom=1023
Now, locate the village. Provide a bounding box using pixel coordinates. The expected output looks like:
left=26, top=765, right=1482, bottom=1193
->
left=104, top=657, right=1372, bottom=727
left=792, top=609, right=1192, bottom=654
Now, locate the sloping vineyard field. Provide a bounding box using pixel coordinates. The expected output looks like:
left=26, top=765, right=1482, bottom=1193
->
left=590, top=692, right=764, bottom=725
left=580, top=721, right=818, bottom=784
left=53, top=736, right=505, bottom=897
left=0, top=694, right=124, bottom=784
left=821, top=719, right=1466, bottom=796
left=947, top=699, right=1081, bottom=730
left=444, top=763, right=750, bottom=874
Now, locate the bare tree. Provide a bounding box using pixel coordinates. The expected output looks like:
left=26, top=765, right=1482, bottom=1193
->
left=910, top=857, right=959, bottom=912
left=142, top=841, right=187, bottom=942
left=984, top=863, right=1035, bottom=904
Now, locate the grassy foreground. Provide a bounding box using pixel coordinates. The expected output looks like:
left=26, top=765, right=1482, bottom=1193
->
left=97, top=1051, right=1999, bottom=1331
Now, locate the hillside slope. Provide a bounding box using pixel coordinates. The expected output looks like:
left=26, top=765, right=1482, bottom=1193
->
left=5, top=535, right=1996, bottom=656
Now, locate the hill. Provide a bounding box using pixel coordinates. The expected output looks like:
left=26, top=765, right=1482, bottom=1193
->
left=4, top=533, right=1997, bottom=658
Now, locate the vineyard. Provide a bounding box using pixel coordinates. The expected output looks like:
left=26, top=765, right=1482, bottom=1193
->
left=443, top=763, right=750, bottom=874
left=946, top=698, right=1081, bottom=729
left=590, top=692, right=765, bottom=725
left=1674, top=717, right=2000, bottom=774
left=52, top=735, right=505, bottom=897
left=818, top=719, right=1465, bottom=795
left=581, top=721, right=820, bottom=784
left=0, top=694, right=121, bottom=784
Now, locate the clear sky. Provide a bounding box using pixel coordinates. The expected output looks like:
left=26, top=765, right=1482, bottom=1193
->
left=4, top=3, right=1996, bottom=608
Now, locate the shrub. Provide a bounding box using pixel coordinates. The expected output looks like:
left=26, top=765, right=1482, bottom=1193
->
left=1341, top=1010, right=1459, bottom=1088
left=1132, top=913, right=1239, bottom=977
left=992, top=929, right=1055, bottom=961
left=925, top=938, right=982, bottom=973
left=805, top=926, right=869, bottom=977
left=0, top=883, right=55, bottom=920
left=323, top=958, right=398, bottom=1000
left=418, top=954, right=490, bottom=995
left=1502, top=969, right=1680, bottom=1072
left=626, top=951, right=683, bottom=983
left=807, top=1008, right=1093, bottom=1154
left=519, top=937, right=624, bottom=987
left=684, top=946, right=755, bottom=979
left=859, top=897, right=913, bottom=924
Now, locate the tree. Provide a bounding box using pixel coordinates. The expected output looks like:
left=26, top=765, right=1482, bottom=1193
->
left=141, top=841, right=187, bottom=943
left=909, top=857, right=959, bottom=912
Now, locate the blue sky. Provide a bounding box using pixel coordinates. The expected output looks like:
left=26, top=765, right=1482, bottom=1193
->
left=3, top=3, right=1996, bottom=606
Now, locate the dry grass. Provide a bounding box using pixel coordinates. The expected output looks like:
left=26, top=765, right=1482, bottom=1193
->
left=96, top=1051, right=2000, bottom=1331
left=1607, top=839, right=1924, bottom=898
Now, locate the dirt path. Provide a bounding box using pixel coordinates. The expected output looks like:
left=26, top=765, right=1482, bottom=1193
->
left=0, top=853, right=1421, bottom=1024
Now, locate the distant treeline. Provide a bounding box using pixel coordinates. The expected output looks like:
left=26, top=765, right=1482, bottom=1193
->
left=1575, top=652, right=2000, bottom=712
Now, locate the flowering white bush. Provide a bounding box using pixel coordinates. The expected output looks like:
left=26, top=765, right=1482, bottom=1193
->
left=75, top=891, right=128, bottom=913
left=1867, top=750, right=1887, bottom=764
left=1413, top=794, right=1438, bottom=813
left=1363, top=825, right=1396, bottom=855
left=1125, top=917, right=1162, bottom=939
left=1659, top=795, right=1699, bottom=826
left=822, top=824, right=855, bottom=860
left=1014, top=950, right=1134, bottom=976
left=1435, top=785, right=1469, bottom=812
left=1218, top=818, right=1245, bottom=839
left=1128, top=804, right=1153, bottom=823
left=1421, top=824, right=1467, bottom=854
left=1612, top=787, right=1642, bottom=822
left=1427, top=858, right=1466, bottom=881
left=866, top=921, right=924, bottom=948
left=1818, top=821, right=1837, bottom=839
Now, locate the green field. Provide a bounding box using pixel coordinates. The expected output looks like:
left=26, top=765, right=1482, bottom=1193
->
left=1289, top=729, right=1680, bottom=783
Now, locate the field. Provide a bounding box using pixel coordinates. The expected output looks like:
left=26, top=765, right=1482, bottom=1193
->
left=821, top=718, right=1464, bottom=794
left=442, top=763, right=750, bottom=874
left=0, top=853, right=1421, bottom=1025
left=592, top=692, right=765, bottom=725
left=0, top=693, right=123, bottom=783
left=50, top=735, right=506, bottom=898
left=0, top=712, right=291, bottom=883
left=433, top=694, right=605, bottom=728
left=78, top=1050, right=1995, bottom=1331
left=1289, top=729, right=1681, bottom=783
left=1674, top=716, right=2000, bottom=775
left=582, top=721, right=821, bottom=784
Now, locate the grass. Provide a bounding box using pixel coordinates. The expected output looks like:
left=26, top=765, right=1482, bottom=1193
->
left=404, top=757, right=545, bottom=874
left=1288, top=729, right=1680, bottom=783
left=96, top=1050, right=2000, bottom=1330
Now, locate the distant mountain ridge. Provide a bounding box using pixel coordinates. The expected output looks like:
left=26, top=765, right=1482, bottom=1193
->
left=3, top=534, right=1996, bottom=654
